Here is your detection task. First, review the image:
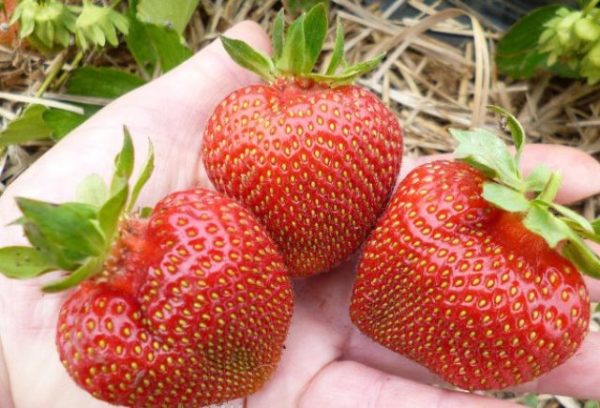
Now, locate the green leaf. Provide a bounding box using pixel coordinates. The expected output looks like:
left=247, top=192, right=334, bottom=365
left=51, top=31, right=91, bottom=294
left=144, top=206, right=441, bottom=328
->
left=562, top=234, right=600, bottom=279
left=277, top=14, right=306, bottom=75
left=17, top=198, right=106, bottom=269
left=143, top=22, right=192, bottom=72
left=536, top=171, right=562, bottom=203
left=482, top=182, right=530, bottom=213
left=524, top=165, right=553, bottom=192
left=75, top=0, right=129, bottom=50
left=0, top=105, right=52, bottom=146
left=43, top=256, right=103, bottom=293
left=221, top=36, right=275, bottom=82
left=496, top=5, right=563, bottom=78
left=125, top=11, right=158, bottom=75
left=487, top=105, right=525, bottom=161
left=523, top=204, right=570, bottom=248
left=43, top=107, right=98, bottom=141
left=593, top=218, right=600, bottom=234
left=98, top=183, right=128, bottom=240
left=326, top=18, right=344, bottom=75
left=285, top=0, right=329, bottom=14
left=272, top=10, right=285, bottom=61
left=551, top=202, right=594, bottom=233
left=139, top=206, right=153, bottom=218
left=137, top=0, right=199, bottom=36
left=128, top=141, right=155, bottom=212
left=76, top=174, right=109, bottom=208
left=310, top=55, right=383, bottom=85
left=67, top=67, right=146, bottom=99
left=302, top=3, right=328, bottom=73
left=450, top=128, right=522, bottom=190
left=0, top=246, right=55, bottom=279
left=112, top=129, right=135, bottom=193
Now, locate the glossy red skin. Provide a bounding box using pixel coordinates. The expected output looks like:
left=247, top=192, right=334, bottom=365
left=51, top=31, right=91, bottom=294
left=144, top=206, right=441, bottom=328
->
left=350, top=161, right=590, bottom=390
left=202, top=78, right=403, bottom=277
left=57, top=189, right=294, bottom=407
left=0, top=0, right=18, bottom=47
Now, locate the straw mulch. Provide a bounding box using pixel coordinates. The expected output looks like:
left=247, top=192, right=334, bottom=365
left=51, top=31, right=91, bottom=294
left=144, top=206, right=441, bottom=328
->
left=0, top=1, right=599, bottom=407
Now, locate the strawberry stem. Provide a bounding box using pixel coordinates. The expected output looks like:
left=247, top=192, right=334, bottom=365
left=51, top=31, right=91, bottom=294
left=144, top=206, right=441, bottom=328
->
left=0, top=129, right=155, bottom=291
left=220, top=3, right=382, bottom=86
left=451, top=106, right=600, bottom=279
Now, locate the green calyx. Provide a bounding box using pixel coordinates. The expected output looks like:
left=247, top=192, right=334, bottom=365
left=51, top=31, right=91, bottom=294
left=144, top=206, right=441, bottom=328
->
left=0, top=129, right=154, bottom=292
left=450, top=106, right=600, bottom=279
left=220, top=4, right=382, bottom=86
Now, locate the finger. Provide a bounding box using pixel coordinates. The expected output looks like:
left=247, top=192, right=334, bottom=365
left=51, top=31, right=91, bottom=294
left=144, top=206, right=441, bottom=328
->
left=512, top=331, right=600, bottom=399
left=345, top=328, right=600, bottom=400
left=297, top=361, right=519, bottom=408
left=0, top=20, right=270, bottom=235
left=402, top=144, right=600, bottom=204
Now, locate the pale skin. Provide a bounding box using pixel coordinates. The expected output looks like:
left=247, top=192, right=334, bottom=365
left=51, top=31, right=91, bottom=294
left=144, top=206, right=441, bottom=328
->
left=1, top=22, right=600, bottom=408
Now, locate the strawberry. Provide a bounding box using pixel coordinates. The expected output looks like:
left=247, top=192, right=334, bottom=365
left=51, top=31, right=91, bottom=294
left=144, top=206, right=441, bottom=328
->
left=202, top=5, right=403, bottom=277
left=0, top=0, right=18, bottom=47
left=350, top=108, right=599, bottom=390
left=0, top=132, right=293, bottom=407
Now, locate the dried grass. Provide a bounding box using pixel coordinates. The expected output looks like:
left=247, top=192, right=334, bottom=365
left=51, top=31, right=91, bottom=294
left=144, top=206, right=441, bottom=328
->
left=0, top=1, right=599, bottom=406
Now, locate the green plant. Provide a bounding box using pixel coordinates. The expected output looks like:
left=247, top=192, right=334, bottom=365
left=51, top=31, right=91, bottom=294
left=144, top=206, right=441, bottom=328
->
left=497, top=0, right=600, bottom=83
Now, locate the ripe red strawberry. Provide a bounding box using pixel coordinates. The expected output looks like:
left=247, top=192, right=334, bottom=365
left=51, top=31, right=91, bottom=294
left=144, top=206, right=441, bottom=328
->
left=202, top=5, right=403, bottom=277
left=350, top=109, right=598, bottom=390
left=0, top=133, right=293, bottom=407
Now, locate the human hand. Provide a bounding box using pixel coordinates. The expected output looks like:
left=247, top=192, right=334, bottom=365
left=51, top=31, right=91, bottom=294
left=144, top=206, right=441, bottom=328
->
left=1, top=21, right=600, bottom=408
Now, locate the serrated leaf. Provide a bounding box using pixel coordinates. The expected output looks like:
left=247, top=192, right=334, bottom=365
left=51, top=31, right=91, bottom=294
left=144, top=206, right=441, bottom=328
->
left=128, top=141, right=154, bottom=212
left=67, top=67, right=146, bottom=99
left=0, top=105, right=52, bottom=146
left=75, top=1, right=128, bottom=50
left=221, top=36, right=275, bottom=81
left=43, top=256, right=103, bottom=293
left=272, top=10, right=284, bottom=61
left=326, top=18, right=344, bottom=75
left=487, top=105, right=525, bottom=160
left=524, top=165, right=553, bottom=192
left=496, top=5, right=563, bottom=78
left=17, top=198, right=106, bottom=268
left=76, top=174, right=109, bottom=207
left=0, top=246, right=55, bottom=279
left=523, top=204, right=570, bottom=247
left=450, top=128, right=523, bottom=190
left=303, top=3, right=328, bottom=73
left=137, top=0, right=199, bottom=36
left=277, top=14, right=306, bottom=75
left=482, top=182, right=530, bottom=213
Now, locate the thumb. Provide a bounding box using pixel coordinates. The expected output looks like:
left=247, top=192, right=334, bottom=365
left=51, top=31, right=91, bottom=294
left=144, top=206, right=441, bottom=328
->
left=0, top=21, right=270, bottom=236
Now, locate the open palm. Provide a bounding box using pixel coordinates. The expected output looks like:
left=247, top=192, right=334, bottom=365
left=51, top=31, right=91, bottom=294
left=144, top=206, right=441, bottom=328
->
left=1, top=22, right=600, bottom=408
